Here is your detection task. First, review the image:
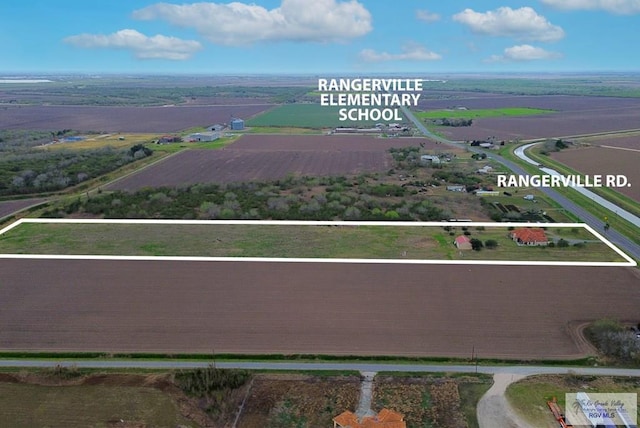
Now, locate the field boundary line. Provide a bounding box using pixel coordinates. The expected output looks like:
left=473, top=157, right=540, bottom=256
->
left=1, top=218, right=635, bottom=267
left=599, top=145, right=640, bottom=153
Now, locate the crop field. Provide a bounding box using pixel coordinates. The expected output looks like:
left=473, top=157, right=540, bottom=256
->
left=0, top=221, right=629, bottom=264
left=551, top=146, right=640, bottom=202
left=246, top=104, right=400, bottom=128
left=573, top=132, right=640, bottom=149
left=0, top=104, right=272, bottom=133
left=417, top=95, right=640, bottom=140
left=40, top=133, right=159, bottom=150
left=0, top=375, right=193, bottom=427
left=415, top=107, right=553, bottom=119
left=1, top=258, right=639, bottom=359
left=106, top=134, right=432, bottom=191
left=0, top=198, right=47, bottom=220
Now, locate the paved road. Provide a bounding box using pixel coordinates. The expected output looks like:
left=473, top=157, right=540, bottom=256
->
left=2, top=359, right=640, bottom=377
left=515, top=143, right=640, bottom=227
left=401, top=106, right=640, bottom=260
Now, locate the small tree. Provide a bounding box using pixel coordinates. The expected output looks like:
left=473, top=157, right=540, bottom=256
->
left=470, top=238, right=483, bottom=251
left=485, top=239, right=498, bottom=249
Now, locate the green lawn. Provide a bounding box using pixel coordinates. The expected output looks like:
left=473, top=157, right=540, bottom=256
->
left=0, top=222, right=627, bottom=263
left=0, top=383, right=192, bottom=428
left=506, top=375, right=640, bottom=428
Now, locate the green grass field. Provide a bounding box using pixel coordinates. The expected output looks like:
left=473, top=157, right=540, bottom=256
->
left=0, top=222, right=627, bottom=263
left=246, top=104, right=398, bottom=128
left=0, top=383, right=192, bottom=427
left=506, top=375, right=640, bottom=427
left=415, top=107, right=554, bottom=120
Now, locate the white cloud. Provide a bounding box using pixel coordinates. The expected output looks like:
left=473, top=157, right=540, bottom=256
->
left=540, top=0, right=640, bottom=14
left=132, top=0, right=372, bottom=46
left=485, top=44, right=562, bottom=62
left=359, top=44, right=442, bottom=62
left=64, top=29, right=202, bottom=60
left=416, top=9, right=441, bottom=23
left=453, top=7, right=565, bottom=42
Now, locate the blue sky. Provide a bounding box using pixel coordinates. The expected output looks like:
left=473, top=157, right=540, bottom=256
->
left=2, top=0, right=639, bottom=74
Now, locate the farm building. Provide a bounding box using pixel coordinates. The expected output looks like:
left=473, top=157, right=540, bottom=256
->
left=230, top=118, right=245, bottom=130
left=186, top=131, right=220, bottom=142
left=447, top=185, right=466, bottom=192
left=157, top=135, right=182, bottom=144
left=333, top=408, right=405, bottom=428
left=420, top=155, right=441, bottom=165
left=334, top=127, right=382, bottom=134
left=454, top=235, right=472, bottom=250
left=509, top=227, right=549, bottom=246
left=207, top=124, right=225, bottom=132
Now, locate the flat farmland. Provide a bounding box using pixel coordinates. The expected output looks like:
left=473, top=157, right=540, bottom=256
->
left=551, top=146, right=640, bottom=201
left=575, top=132, right=640, bottom=149
left=417, top=95, right=640, bottom=140
left=0, top=104, right=272, bottom=133
left=1, top=259, right=639, bottom=359
left=107, top=135, right=434, bottom=191
left=0, top=198, right=47, bottom=220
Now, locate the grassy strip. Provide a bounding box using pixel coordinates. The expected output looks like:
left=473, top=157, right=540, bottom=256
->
left=0, top=222, right=625, bottom=263
left=0, top=351, right=597, bottom=367
left=415, top=107, right=554, bottom=120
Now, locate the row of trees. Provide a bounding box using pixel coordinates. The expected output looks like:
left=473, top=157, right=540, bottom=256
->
left=1, top=141, right=152, bottom=196
left=45, top=175, right=449, bottom=221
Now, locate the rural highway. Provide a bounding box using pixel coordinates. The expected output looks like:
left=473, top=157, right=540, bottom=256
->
left=401, top=105, right=640, bottom=261
left=2, top=359, right=640, bottom=377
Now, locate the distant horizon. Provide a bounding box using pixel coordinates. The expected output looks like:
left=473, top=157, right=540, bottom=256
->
left=2, top=70, right=640, bottom=78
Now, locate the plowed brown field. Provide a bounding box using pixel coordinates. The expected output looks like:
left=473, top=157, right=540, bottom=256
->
left=420, top=95, right=640, bottom=140
left=1, top=259, right=638, bottom=359
left=0, top=104, right=272, bottom=133
left=107, top=135, right=436, bottom=191
left=551, top=146, right=640, bottom=201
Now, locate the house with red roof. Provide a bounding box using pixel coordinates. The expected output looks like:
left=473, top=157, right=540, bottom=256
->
left=333, top=408, right=405, bottom=428
left=509, top=227, right=548, bottom=246
left=454, top=235, right=472, bottom=250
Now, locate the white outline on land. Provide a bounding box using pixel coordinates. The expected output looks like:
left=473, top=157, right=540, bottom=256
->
left=0, top=218, right=636, bottom=267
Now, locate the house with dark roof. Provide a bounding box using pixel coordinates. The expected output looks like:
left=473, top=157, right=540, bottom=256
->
left=509, top=227, right=548, bottom=246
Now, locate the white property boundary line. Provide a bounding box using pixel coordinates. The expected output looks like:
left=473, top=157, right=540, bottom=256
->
left=0, top=218, right=636, bottom=267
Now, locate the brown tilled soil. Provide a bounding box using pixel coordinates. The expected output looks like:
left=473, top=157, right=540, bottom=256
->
left=551, top=146, right=640, bottom=201
left=1, top=259, right=639, bottom=359
left=0, top=198, right=48, bottom=220
left=107, top=135, right=436, bottom=191
left=0, top=104, right=272, bottom=133
left=419, top=95, right=640, bottom=141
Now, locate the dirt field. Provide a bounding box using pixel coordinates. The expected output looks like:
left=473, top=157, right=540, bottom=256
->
left=107, top=135, right=433, bottom=191
left=576, top=133, right=640, bottom=149
left=0, top=198, right=47, bottom=220
left=1, top=259, right=639, bottom=359
left=0, top=104, right=272, bottom=133
left=419, top=95, right=640, bottom=140
left=551, top=146, right=640, bottom=201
